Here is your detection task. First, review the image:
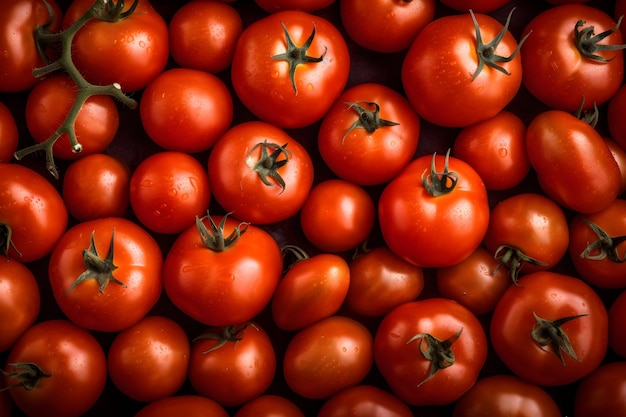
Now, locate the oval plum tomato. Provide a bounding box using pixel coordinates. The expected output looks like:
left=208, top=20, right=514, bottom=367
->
left=48, top=217, right=163, bottom=332
left=130, top=151, right=211, bottom=234
left=140, top=68, right=233, bottom=153
left=231, top=10, right=350, bottom=129
left=607, top=83, right=626, bottom=151
left=189, top=323, right=276, bottom=407
left=0, top=163, right=68, bottom=263
left=521, top=4, right=626, bottom=112
left=573, top=361, right=626, bottom=417
left=233, top=395, right=304, bottom=417
left=317, top=82, right=420, bottom=186
left=0, top=101, right=18, bottom=162
left=526, top=109, right=621, bottom=214
left=271, top=246, right=350, bottom=331
left=107, top=315, right=190, bottom=403
left=402, top=9, right=526, bottom=127
left=318, top=384, right=414, bottom=417
left=346, top=246, right=424, bottom=317
left=283, top=316, right=373, bottom=399
left=339, top=0, right=435, bottom=53
left=452, top=110, right=529, bottom=191
left=482, top=193, right=569, bottom=284
left=300, top=179, right=375, bottom=253
left=253, top=0, right=335, bottom=13
left=63, top=0, right=169, bottom=92
left=609, top=289, right=626, bottom=358
left=452, top=374, right=562, bottom=417
left=2, top=320, right=107, bottom=417
left=207, top=121, right=313, bottom=225
left=25, top=74, right=119, bottom=160
left=374, top=298, right=487, bottom=406
left=378, top=151, right=489, bottom=268
left=438, top=0, right=512, bottom=13
left=62, top=153, right=131, bottom=221
left=490, top=271, right=608, bottom=386
left=604, top=137, right=626, bottom=193
left=0, top=256, right=40, bottom=352
left=169, top=1, right=243, bottom=74
left=0, top=0, right=62, bottom=92
left=134, top=395, right=229, bottom=417
left=163, top=212, right=283, bottom=326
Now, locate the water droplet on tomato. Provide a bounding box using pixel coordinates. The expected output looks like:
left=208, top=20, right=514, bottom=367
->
left=498, top=147, right=508, bottom=157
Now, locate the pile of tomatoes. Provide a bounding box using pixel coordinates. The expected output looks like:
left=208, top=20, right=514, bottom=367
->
left=2, top=0, right=626, bottom=416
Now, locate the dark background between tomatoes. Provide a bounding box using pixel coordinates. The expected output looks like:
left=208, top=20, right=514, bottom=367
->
left=0, top=0, right=622, bottom=416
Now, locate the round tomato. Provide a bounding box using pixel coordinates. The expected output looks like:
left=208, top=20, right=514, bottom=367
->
left=231, top=10, right=350, bottom=129
left=208, top=121, right=313, bottom=225
left=48, top=217, right=163, bottom=332
left=490, top=271, right=608, bottom=386
left=0, top=101, right=18, bottom=163
left=374, top=298, right=487, bottom=406
left=233, top=395, right=304, bottom=417
left=317, top=384, right=414, bottom=417
left=254, top=0, right=335, bottom=13
left=2, top=320, right=107, bottom=417
left=134, top=395, right=229, bottom=417
left=609, top=289, right=626, bottom=358
left=574, top=361, right=626, bottom=417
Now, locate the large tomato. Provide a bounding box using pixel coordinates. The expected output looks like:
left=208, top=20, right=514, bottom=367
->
left=0, top=101, right=18, bottom=163
left=134, top=395, right=229, bottom=417
left=317, top=384, right=414, bottom=417
left=233, top=395, right=304, bottom=417
left=573, top=361, right=626, bottom=417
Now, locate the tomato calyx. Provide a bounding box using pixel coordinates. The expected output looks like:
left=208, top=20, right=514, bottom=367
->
left=246, top=140, right=292, bottom=193
left=91, top=0, right=140, bottom=22
left=281, top=244, right=310, bottom=271
left=0, top=223, right=22, bottom=258
left=406, top=327, right=463, bottom=387
left=494, top=244, right=549, bottom=285
left=422, top=150, right=458, bottom=197
left=574, top=16, right=626, bottom=63
left=193, top=323, right=257, bottom=354
left=0, top=362, right=51, bottom=391
left=580, top=218, right=626, bottom=263
left=531, top=312, right=588, bottom=365
left=196, top=211, right=249, bottom=252
left=470, top=8, right=529, bottom=80
left=271, top=21, right=327, bottom=95
left=341, top=101, right=400, bottom=144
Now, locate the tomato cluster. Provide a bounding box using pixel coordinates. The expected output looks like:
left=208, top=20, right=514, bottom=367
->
left=2, top=0, right=626, bottom=416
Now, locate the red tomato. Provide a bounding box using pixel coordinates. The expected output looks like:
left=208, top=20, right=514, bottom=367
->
left=317, top=384, right=414, bottom=417
left=317, top=83, right=420, bottom=186
left=163, top=213, right=283, bottom=326
left=107, top=315, right=190, bottom=403
left=0, top=101, right=18, bottom=162
left=208, top=121, right=314, bottom=225
left=231, top=10, right=350, bottom=129
left=603, top=136, right=626, bottom=193
left=439, top=0, right=512, bottom=13
left=378, top=151, right=489, bottom=268
left=574, top=361, right=626, bottom=417
left=300, top=179, right=375, bottom=253
left=402, top=9, right=526, bottom=127
left=254, top=0, right=335, bottom=13
left=609, top=289, right=626, bottom=358
left=140, top=68, right=232, bottom=153
left=2, top=320, right=107, bottom=417
left=490, top=271, right=608, bottom=386
left=0, top=163, right=68, bottom=263
left=283, top=316, right=373, bottom=399
left=607, top=83, right=626, bottom=151
left=374, top=298, right=487, bottom=406
left=134, top=395, right=229, bottom=417
left=48, top=217, right=163, bottom=332
left=233, top=395, right=304, bottom=417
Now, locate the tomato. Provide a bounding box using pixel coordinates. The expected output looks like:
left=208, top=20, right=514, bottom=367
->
left=452, top=374, right=562, bottom=417
left=207, top=121, right=313, bottom=225
left=140, top=68, right=233, bottom=153
left=490, top=271, right=608, bottom=386
left=0, top=101, right=18, bottom=162
left=231, top=10, right=350, bottom=129
left=452, top=110, right=529, bottom=191
left=402, top=9, right=526, bottom=127
left=0, top=163, right=68, bottom=263
left=374, top=298, right=487, bottom=406
left=300, top=179, right=375, bottom=253
left=609, top=289, right=626, bottom=358
left=48, top=217, right=163, bottom=332
left=339, top=0, right=435, bottom=53
left=63, top=0, right=169, bottom=92
left=317, top=384, right=414, bottom=417
left=2, top=320, right=107, bottom=417
left=317, top=82, right=420, bottom=186
left=0, top=0, right=62, bottom=92
left=378, top=151, right=489, bottom=268
left=163, top=212, right=283, bottom=326
left=188, top=322, right=276, bottom=407
left=107, top=315, right=190, bottom=403
left=438, top=0, right=512, bottom=13
left=0, top=256, right=40, bottom=352
left=0, top=381, right=11, bottom=417
left=283, top=316, right=373, bottom=399
left=604, top=137, right=626, bottom=193
left=346, top=246, right=424, bottom=317
left=254, top=0, right=336, bottom=13
left=233, top=395, right=304, bottom=417
left=607, top=83, right=626, bottom=151
left=62, top=153, right=131, bottom=221
left=573, top=361, right=626, bottom=417
left=169, top=1, right=242, bottom=74
left=521, top=4, right=625, bottom=112
left=134, top=395, right=229, bottom=417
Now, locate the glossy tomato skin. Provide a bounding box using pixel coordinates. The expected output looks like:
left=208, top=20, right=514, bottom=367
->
left=374, top=298, right=488, bottom=406
left=573, top=361, right=626, bottom=417
left=48, top=217, right=163, bottom=332
left=317, top=384, right=414, bottom=417
left=490, top=271, right=608, bottom=386
left=609, top=289, right=626, bottom=358
left=0, top=101, right=18, bottom=162
left=231, top=10, right=350, bottom=129
left=2, top=320, right=107, bottom=417
left=233, top=395, right=304, bottom=417
left=134, top=395, right=229, bottom=417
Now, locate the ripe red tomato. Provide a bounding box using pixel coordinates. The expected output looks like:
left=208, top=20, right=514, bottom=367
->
left=374, top=298, right=487, bottom=406
left=490, top=271, right=608, bottom=386
left=573, top=361, right=626, bottom=417
left=107, top=315, right=190, bottom=403
left=317, top=384, right=414, bottom=417
left=208, top=121, right=313, bottom=225
left=609, top=289, right=626, bottom=358
left=317, top=82, right=421, bottom=186
left=231, top=10, right=350, bottom=129
left=233, top=395, right=304, bottom=417
left=254, top=0, right=336, bottom=13
left=0, top=101, right=18, bottom=162
left=48, top=217, right=163, bottom=332
left=134, top=395, right=229, bottom=417
left=378, top=151, right=489, bottom=268
left=2, top=320, right=107, bottom=417
left=604, top=137, right=626, bottom=193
